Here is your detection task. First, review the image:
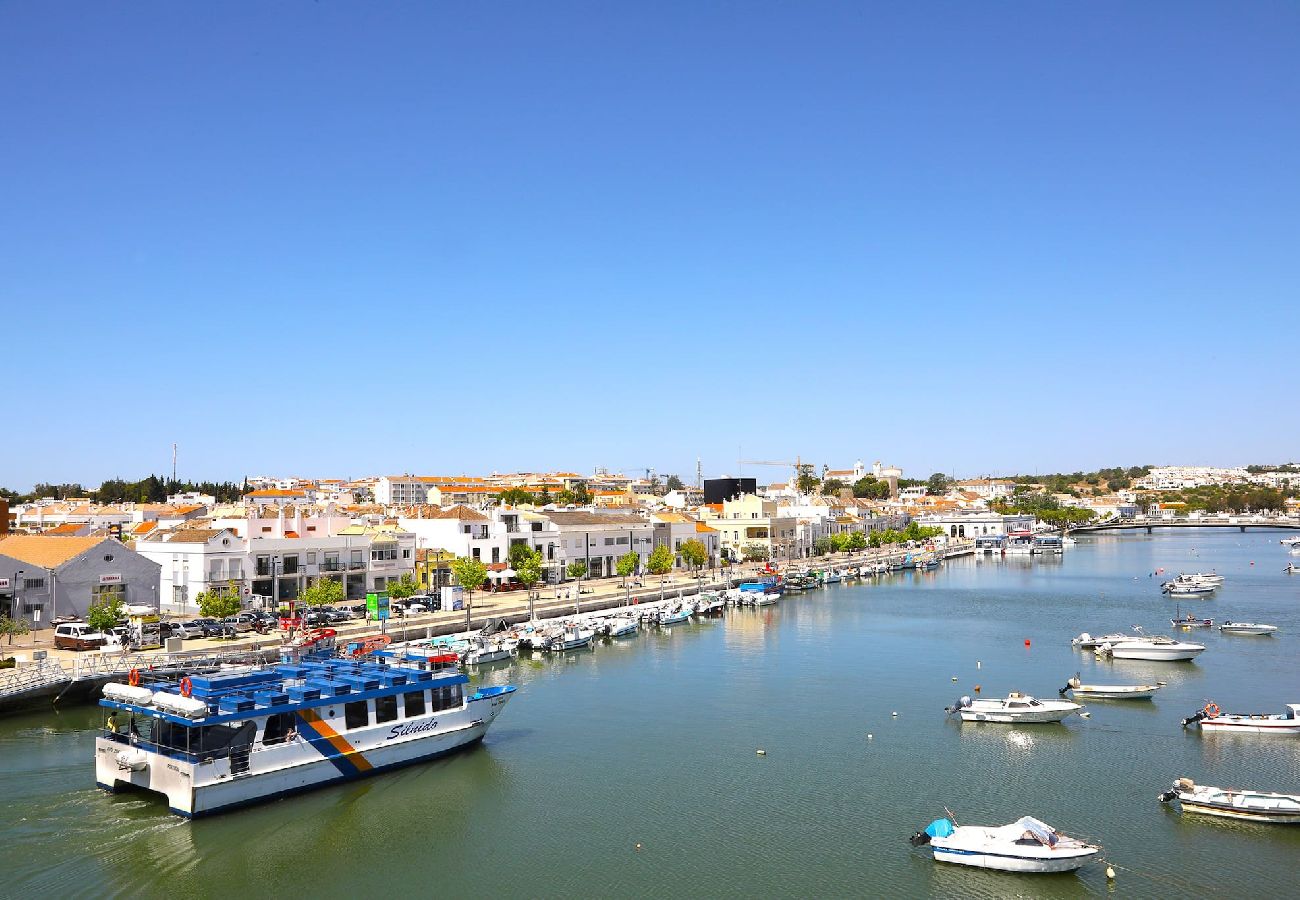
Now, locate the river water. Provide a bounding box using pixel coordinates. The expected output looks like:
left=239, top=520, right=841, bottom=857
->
left=2, top=530, right=1298, bottom=898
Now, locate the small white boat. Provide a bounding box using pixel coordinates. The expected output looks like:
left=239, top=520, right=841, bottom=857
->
left=753, top=593, right=779, bottom=607
left=1060, top=676, right=1163, bottom=700
left=1171, top=611, right=1213, bottom=629
left=1163, top=582, right=1216, bottom=596
left=1098, top=634, right=1205, bottom=661
left=947, top=691, right=1081, bottom=723
left=1071, top=631, right=1131, bottom=650
left=910, top=815, right=1100, bottom=873
left=606, top=617, right=638, bottom=638
left=1180, top=572, right=1224, bottom=584
left=1160, top=778, right=1300, bottom=824
left=463, top=638, right=514, bottom=666
left=546, top=625, right=595, bottom=651
left=1219, top=621, right=1278, bottom=636
left=1183, top=703, right=1300, bottom=734
left=657, top=605, right=693, bottom=626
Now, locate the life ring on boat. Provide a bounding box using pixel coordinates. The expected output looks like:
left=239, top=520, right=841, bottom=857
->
left=1204, top=702, right=1220, bottom=719
left=179, top=677, right=194, bottom=698
left=128, top=668, right=140, bottom=687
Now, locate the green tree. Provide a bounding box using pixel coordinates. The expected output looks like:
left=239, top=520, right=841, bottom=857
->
left=822, top=478, right=846, bottom=496
left=679, top=539, right=709, bottom=583
left=829, top=532, right=851, bottom=552
left=556, top=489, right=576, bottom=505
left=846, top=531, right=867, bottom=551
left=852, top=476, right=890, bottom=499
left=537, top=487, right=553, bottom=506
left=497, top=488, right=536, bottom=506
left=386, top=573, right=419, bottom=600
left=86, top=594, right=124, bottom=634
left=449, top=556, right=489, bottom=628
left=0, top=615, right=31, bottom=646
left=796, top=464, right=821, bottom=494
left=196, top=582, right=242, bottom=620
left=814, top=536, right=832, bottom=555
left=741, top=543, right=770, bottom=562
left=868, top=530, right=883, bottom=548
left=647, top=544, right=675, bottom=600
left=616, top=551, right=640, bottom=586
left=571, top=483, right=592, bottom=505
left=300, top=577, right=345, bottom=608
left=926, top=472, right=951, bottom=495
left=665, top=474, right=685, bottom=491
left=566, top=560, right=588, bottom=614
left=515, top=546, right=544, bottom=589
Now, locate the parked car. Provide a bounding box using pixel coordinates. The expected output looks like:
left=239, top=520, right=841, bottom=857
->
left=221, top=614, right=256, bottom=634
left=53, top=622, right=108, bottom=651
left=173, top=621, right=208, bottom=640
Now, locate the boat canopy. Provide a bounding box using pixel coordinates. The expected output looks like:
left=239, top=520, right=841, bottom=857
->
left=998, top=816, right=1058, bottom=846
left=924, top=818, right=955, bottom=839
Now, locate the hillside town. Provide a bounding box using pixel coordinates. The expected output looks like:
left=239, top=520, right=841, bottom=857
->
left=3, top=460, right=1298, bottom=629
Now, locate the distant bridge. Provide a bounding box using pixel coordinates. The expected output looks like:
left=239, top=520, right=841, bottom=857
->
left=1072, top=516, right=1300, bottom=534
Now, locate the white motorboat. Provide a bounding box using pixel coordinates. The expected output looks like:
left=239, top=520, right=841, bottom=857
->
left=606, top=617, right=638, bottom=638
left=753, top=593, right=779, bottom=607
left=545, top=625, right=595, bottom=651
left=1171, top=611, right=1214, bottom=629
left=1182, top=702, right=1300, bottom=734
left=1097, top=634, right=1205, bottom=661
left=1060, top=676, right=1164, bottom=700
left=1281, top=536, right=1300, bottom=548
left=947, top=692, right=1081, bottom=723
left=910, top=816, right=1100, bottom=873
left=1160, top=778, right=1300, bottom=824
left=1219, top=621, right=1278, bottom=636
left=1071, top=632, right=1132, bottom=650
left=1163, top=581, right=1216, bottom=596
left=1179, top=572, right=1224, bottom=584
left=463, top=638, right=514, bottom=666
left=657, top=605, right=693, bottom=626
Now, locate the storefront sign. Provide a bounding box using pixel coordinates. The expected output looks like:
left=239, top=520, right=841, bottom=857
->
left=99, top=574, right=123, bottom=585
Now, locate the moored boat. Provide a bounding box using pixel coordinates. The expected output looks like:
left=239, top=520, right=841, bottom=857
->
left=606, top=617, right=638, bottom=638
left=1182, top=702, right=1300, bottom=734
left=946, top=691, right=1081, bottom=723
left=1159, top=778, right=1300, bottom=824
left=656, top=605, right=693, bottom=626
left=1059, top=676, right=1163, bottom=700
left=909, top=815, right=1100, bottom=873
left=1219, top=621, right=1278, bottom=636
left=1097, top=634, right=1205, bottom=661
left=1171, top=611, right=1213, bottom=629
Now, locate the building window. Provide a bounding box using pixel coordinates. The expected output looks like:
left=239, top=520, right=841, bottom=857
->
left=402, top=549, right=411, bottom=559
left=344, top=701, right=369, bottom=730
left=375, top=694, right=398, bottom=724
left=306, top=552, right=316, bottom=564
left=23, top=578, right=45, bottom=590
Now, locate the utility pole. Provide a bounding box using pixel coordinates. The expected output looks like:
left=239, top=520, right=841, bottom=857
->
left=172, top=443, right=178, bottom=484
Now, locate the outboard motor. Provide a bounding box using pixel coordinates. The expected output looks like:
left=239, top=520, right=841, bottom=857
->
left=909, top=830, right=931, bottom=847
left=944, top=695, right=971, bottom=715
left=1181, top=710, right=1205, bottom=728
left=1157, top=789, right=1179, bottom=803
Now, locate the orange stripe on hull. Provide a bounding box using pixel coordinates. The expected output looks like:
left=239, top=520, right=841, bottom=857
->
left=300, top=708, right=374, bottom=772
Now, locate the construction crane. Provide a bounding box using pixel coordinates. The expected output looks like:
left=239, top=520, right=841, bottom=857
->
left=737, top=456, right=810, bottom=486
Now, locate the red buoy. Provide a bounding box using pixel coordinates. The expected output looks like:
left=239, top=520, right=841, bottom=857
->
left=1024, top=638, right=1031, bottom=647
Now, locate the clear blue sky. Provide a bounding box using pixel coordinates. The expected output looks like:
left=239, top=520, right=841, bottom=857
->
left=4, top=2, right=1297, bottom=490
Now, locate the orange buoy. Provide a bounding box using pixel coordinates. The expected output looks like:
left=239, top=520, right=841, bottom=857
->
left=974, top=684, right=982, bottom=693
left=1024, top=638, right=1031, bottom=647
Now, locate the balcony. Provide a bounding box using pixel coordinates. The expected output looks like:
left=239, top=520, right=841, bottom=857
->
left=320, top=560, right=345, bottom=572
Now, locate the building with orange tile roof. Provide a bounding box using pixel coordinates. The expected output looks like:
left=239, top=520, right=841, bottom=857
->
left=0, top=534, right=161, bottom=626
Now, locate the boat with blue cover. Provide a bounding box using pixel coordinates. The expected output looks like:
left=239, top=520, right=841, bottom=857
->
left=95, top=650, right=515, bottom=818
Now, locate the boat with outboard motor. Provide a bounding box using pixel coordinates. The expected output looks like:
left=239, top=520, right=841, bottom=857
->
left=1219, top=621, right=1278, bottom=636
left=909, top=815, right=1101, bottom=873
left=1059, top=675, right=1164, bottom=700
left=946, top=691, right=1081, bottom=723
left=1182, top=702, right=1300, bottom=735
left=1094, top=631, right=1206, bottom=661
left=1171, top=611, right=1214, bottom=629
left=96, top=649, right=515, bottom=817
left=1071, top=631, right=1133, bottom=650
left=1159, top=778, right=1300, bottom=824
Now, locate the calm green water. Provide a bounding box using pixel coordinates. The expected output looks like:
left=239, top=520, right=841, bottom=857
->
left=3, top=530, right=1299, bottom=899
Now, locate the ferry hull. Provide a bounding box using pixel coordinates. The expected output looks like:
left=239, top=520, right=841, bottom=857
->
left=96, top=692, right=512, bottom=818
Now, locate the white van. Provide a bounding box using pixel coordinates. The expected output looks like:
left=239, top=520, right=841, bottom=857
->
left=53, top=622, right=109, bottom=651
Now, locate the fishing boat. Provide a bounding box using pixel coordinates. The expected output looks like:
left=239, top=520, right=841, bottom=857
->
left=544, top=624, right=595, bottom=650
left=1159, top=778, right=1300, bottom=824
left=946, top=691, right=1081, bottom=723
left=606, top=617, right=638, bottom=638
left=1182, top=703, right=1300, bottom=734
left=1059, top=676, right=1164, bottom=700
left=96, top=656, right=514, bottom=818
left=1219, top=621, right=1278, bottom=636
left=657, top=605, right=693, bottom=626
left=1096, top=633, right=1206, bottom=661
left=909, top=815, right=1101, bottom=873
left=823, top=569, right=842, bottom=584
left=1171, top=609, right=1213, bottom=629
left=1032, top=534, right=1064, bottom=555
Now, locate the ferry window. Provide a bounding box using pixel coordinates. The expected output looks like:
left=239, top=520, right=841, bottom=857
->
left=344, top=701, right=370, bottom=730
left=375, top=694, right=398, bottom=724
left=449, top=684, right=462, bottom=708
left=404, top=691, right=426, bottom=717
left=263, top=713, right=295, bottom=745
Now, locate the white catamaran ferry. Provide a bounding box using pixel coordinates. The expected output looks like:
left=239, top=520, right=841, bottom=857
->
left=95, top=652, right=515, bottom=818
